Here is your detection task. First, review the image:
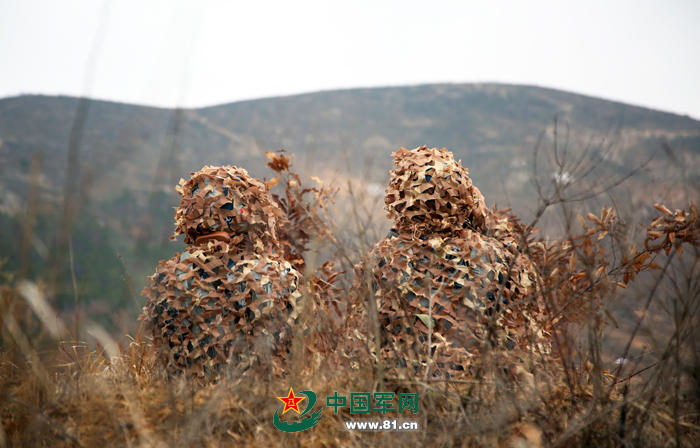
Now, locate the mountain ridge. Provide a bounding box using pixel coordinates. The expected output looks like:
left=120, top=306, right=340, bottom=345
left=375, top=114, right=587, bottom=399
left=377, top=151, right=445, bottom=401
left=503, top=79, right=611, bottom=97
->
left=1, top=82, right=698, bottom=317
left=3, top=82, right=699, bottom=123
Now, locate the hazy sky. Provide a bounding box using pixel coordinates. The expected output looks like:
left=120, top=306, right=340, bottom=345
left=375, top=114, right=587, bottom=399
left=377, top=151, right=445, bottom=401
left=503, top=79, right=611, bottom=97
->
left=1, top=0, right=699, bottom=118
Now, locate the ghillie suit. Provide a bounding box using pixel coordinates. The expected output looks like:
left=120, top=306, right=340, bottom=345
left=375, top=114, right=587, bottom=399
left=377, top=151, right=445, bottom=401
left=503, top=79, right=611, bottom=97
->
left=140, top=165, right=302, bottom=380
left=348, top=146, right=547, bottom=379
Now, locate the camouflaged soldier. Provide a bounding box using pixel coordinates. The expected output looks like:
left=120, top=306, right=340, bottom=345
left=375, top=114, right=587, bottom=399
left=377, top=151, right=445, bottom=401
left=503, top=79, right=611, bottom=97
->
left=350, top=146, right=545, bottom=378
left=140, top=165, right=301, bottom=380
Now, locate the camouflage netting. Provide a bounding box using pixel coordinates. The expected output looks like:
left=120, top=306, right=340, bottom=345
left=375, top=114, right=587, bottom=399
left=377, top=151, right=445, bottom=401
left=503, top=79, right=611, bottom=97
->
left=385, top=146, right=489, bottom=235
left=141, top=165, right=302, bottom=380
left=349, top=146, right=547, bottom=378
left=173, top=165, right=284, bottom=249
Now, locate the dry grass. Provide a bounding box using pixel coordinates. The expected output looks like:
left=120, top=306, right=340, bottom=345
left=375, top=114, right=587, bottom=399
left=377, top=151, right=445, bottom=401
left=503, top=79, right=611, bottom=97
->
left=1, top=292, right=697, bottom=448
left=2, top=134, right=700, bottom=447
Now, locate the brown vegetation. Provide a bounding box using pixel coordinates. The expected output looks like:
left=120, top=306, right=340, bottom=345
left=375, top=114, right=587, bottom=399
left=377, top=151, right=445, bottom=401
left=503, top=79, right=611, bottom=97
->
left=1, top=142, right=699, bottom=447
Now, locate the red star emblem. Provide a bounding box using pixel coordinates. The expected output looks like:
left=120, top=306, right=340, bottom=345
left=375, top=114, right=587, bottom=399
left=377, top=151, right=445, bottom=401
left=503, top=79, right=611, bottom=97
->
left=277, top=386, right=305, bottom=415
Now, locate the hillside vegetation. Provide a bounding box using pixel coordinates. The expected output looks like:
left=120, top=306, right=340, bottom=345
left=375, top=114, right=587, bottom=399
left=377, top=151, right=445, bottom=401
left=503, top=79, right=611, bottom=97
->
left=1, top=84, right=699, bottom=320
left=0, top=84, right=699, bottom=446
left=1, top=149, right=699, bottom=446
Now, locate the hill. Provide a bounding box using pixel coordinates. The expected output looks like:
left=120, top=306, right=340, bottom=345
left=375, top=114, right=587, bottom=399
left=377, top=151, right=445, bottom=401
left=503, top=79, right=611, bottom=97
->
left=0, top=83, right=699, bottom=322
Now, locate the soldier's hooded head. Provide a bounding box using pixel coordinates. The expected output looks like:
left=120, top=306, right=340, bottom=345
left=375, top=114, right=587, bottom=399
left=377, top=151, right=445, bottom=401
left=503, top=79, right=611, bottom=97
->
left=384, top=146, right=488, bottom=235
left=174, top=165, right=285, bottom=248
